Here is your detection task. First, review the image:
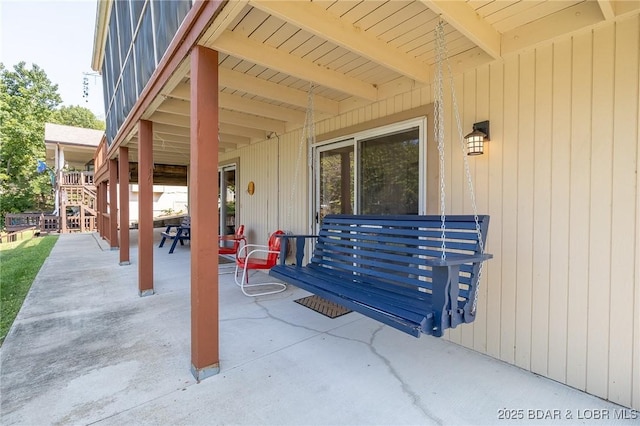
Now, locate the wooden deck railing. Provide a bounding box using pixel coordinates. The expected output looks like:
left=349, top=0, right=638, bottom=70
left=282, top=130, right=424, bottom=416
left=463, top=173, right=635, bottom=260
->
left=65, top=215, right=96, bottom=232
left=61, top=171, right=94, bottom=186
left=61, top=186, right=97, bottom=213
left=5, top=213, right=60, bottom=233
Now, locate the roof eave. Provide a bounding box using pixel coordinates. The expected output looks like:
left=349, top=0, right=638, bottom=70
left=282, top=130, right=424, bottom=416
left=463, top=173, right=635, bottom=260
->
left=91, top=0, right=112, bottom=72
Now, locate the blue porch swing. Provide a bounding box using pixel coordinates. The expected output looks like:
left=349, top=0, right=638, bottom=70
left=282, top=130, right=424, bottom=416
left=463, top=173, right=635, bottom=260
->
left=270, top=22, right=492, bottom=337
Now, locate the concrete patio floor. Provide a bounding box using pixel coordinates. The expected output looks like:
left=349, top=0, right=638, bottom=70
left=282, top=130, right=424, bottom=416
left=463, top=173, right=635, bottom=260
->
left=1, top=232, right=635, bottom=425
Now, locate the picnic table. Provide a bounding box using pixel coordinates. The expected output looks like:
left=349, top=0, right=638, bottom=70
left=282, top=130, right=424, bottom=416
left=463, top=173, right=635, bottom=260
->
left=158, top=217, right=190, bottom=254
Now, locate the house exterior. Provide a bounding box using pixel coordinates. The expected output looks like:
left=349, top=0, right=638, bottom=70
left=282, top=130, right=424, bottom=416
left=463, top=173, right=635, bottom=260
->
left=91, top=0, right=640, bottom=409
left=43, top=123, right=102, bottom=232
left=30, top=123, right=187, bottom=233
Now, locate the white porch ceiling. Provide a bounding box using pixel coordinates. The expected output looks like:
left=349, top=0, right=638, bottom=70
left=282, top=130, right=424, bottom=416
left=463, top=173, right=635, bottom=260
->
left=121, top=0, right=635, bottom=166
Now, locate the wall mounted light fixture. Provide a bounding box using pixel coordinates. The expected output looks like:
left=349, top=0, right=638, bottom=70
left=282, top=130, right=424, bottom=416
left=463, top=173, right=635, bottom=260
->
left=465, top=120, right=490, bottom=155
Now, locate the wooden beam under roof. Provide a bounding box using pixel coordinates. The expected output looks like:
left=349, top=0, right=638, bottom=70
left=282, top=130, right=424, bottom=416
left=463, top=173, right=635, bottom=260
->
left=169, top=86, right=307, bottom=124
left=211, top=30, right=378, bottom=101
left=150, top=111, right=192, bottom=127
left=597, top=0, right=616, bottom=20
left=249, top=0, right=431, bottom=83
left=219, top=108, right=286, bottom=134
left=150, top=112, right=268, bottom=140
left=131, top=135, right=238, bottom=150
left=220, top=68, right=339, bottom=115
left=419, top=0, right=501, bottom=59
left=152, top=122, right=190, bottom=137
left=502, top=1, right=605, bottom=54
left=128, top=149, right=192, bottom=166
left=174, top=69, right=339, bottom=114
left=219, top=123, right=266, bottom=140
left=153, top=131, right=249, bottom=147
left=128, top=163, right=188, bottom=185
left=155, top=100, right=287, bottom=133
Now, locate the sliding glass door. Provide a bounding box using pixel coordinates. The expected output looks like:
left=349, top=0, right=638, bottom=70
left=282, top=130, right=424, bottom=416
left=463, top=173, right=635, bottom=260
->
left=313, top=119, right=425, bottom=231
left=218, top=164, right=236, bottom=237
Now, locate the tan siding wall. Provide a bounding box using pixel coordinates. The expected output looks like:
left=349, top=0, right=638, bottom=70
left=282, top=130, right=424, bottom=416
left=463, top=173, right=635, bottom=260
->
left=221, top=16, right=639, bottom=408
left=220, top=129, right=311, bottom=246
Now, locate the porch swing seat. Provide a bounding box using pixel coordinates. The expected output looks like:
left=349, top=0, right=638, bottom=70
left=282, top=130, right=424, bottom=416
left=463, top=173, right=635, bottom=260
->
left=270, top=214, right=492, bottom=337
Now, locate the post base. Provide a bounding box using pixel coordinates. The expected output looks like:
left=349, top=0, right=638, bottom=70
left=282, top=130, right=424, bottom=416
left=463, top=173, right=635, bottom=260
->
left=191, top=362, right=220, bottom=382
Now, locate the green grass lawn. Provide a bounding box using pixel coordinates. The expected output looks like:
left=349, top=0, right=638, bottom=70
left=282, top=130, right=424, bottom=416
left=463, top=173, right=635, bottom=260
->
left=0, top=233, right=58, bottom=345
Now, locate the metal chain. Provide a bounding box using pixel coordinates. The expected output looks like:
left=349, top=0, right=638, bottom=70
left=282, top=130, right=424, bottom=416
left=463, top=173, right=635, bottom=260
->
left=287, top=83, right=315, bottom=230
left=434, top=22, right=447, bottom=261
left=435, top=22, right=486, bottom=315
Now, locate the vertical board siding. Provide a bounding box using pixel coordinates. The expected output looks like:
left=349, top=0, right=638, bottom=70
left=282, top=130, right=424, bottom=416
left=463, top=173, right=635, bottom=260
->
left=516, top=50, right=535, bottom=370
left=635, top=16, right=640, bottom=412
left=531, top=43, right=553, bottom=377
left=486, top=61, right=505, bottom=360
left=547, top=37, right=572, bottom=385
left=608, top=17, right=638, bottom=408
left=587, top=23, right=615, bottom=399
left=500, top=55, right=519, bottom=364
left=224, top=17, right=639, bottom=409
left=567, top=30, right=592, bottom=392
left=474, top=64, right=491, bottom=354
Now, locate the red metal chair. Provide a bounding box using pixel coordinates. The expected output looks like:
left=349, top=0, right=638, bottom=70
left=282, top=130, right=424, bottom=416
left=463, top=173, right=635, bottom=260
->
left=219, top=224, right=245, bottom=255
left=234, top=230, right=286, bottom=296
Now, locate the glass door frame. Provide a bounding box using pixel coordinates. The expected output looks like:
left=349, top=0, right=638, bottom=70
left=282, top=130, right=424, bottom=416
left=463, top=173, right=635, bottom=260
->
left=313, top=138, right=355, bottom=230
left=218, top=162, right=237, bottom=237
left=311, top=117, right=427, bottom=234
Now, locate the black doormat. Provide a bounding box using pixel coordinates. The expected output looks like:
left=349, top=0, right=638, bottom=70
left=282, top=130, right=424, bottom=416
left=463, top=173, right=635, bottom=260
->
left=294, top=295, right=352, bottom=319
left=219, top=256, right=235, bottom=264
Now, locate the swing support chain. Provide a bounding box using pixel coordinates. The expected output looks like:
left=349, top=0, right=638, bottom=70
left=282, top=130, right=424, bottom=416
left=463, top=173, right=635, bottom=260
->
left=287, top=83, right=316, bottom=231
left=433, top=21, right=486, bottom=316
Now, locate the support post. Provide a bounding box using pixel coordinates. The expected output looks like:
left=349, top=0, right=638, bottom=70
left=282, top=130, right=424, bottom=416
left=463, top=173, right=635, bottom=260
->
left=100, top=182, right=106, bottom=237
left=109, top=158, right=119, bottom=248
left=138, top=120, right=154, bottom=296
left=190, top=45, right=220, bottom=380
left=119, top=147, right=130, bottom=265
left=96, top=182, right=102, bottom=236
left=100, top=182, right=107, bottom=238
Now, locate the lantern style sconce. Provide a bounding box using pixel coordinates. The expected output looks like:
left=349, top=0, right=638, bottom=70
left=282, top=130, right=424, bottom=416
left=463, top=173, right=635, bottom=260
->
left=465, top=120, right=490, bottom=155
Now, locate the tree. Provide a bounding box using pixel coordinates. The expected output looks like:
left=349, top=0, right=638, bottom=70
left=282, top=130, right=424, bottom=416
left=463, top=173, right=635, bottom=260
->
left=0, top=62, right=62, bottom=226
left=50, top=105, right=105, bottom=130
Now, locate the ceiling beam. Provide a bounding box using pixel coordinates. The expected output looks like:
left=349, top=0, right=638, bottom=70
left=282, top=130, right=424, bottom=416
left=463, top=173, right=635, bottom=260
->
left=169, top=85, right=307, bottom=123
left=219, top=68, right=339, bottom=115
left=150, top=111, right=268, bottom=140
left=211, top=30, right=378, bottom=101
left=131, top=137, right=237, bottom=151
left=220, top=108, right=286, bottom=134
left=156, top=99, right=287, bottom=133
left=597, top=0, right=616, bottom=20
left=157, top=99, right=190, bottom=116
left=150, top=111, right=191, bottom=127
left=219, top=123, right=266, bottom=140
left=219, top=93, right=307, bottom=124
left=152, top=121, right=257, bottom=143
left=127, top=149, right=192, bottom=166
left=152, top=123, right=190, bottom=137
left=199, top=0, right=250, bottom=46
left=172, top=69, right=339, bottom=115
left=152, top=132, right=249, bottom=147
left=502, top=2, right=604, bottom=55
left=250, top=0, right=430, bottom=83
left=419, top=0, right=501, bottom=59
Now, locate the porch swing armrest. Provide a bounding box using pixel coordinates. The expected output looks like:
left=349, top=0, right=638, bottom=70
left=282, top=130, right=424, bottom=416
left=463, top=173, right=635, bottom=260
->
left=275, top=234, right=319, bottom=266
left=423, top=253, right=493, bottom=267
